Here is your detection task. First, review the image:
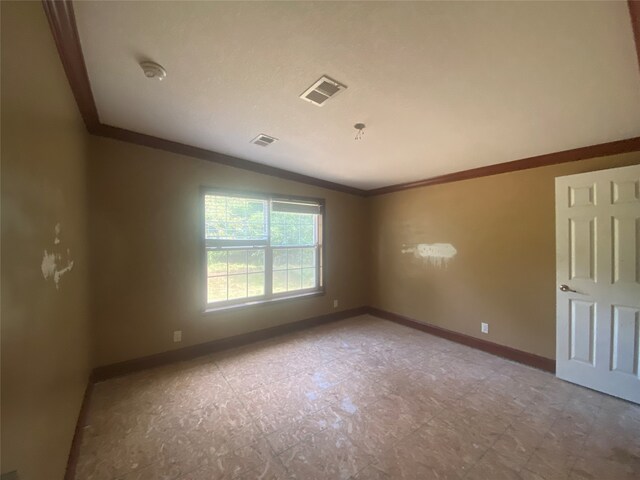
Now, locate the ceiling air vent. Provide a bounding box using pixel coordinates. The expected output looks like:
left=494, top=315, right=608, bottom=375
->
left=300, top=75, right=347, bottom=106
left=251, top=134, right=278, bottom=147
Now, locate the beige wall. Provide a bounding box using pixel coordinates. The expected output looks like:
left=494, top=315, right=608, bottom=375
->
left=1, top=2, right=92, bottom=479
left=88, top=136, right=370, bottom=367
left=370, top=152, right=640, bottom=360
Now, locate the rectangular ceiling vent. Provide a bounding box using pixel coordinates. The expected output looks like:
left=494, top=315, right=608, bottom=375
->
left=300, top=76, right=347, bottom=106
left=251, top=134, right=278, bottom=147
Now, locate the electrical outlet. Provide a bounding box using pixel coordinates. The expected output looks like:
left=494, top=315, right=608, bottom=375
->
left=481, top=323, right=489, bottom=334
left=333, top=299, right=339, bottom=308
left=173, top=330, right=182, bottom=342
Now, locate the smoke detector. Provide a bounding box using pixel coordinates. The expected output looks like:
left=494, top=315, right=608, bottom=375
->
left=140, top=61, right=167, bottom=81
left=299, top=76, right=347, bottom=106
left=251, top=134, right=278, bottom=147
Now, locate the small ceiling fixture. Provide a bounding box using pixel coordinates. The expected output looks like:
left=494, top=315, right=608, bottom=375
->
left=140, top=61, right=167, bottom=81
left=300, top=75, right=347, bottom=106
left=251, top=134, right=278, bottom=147
left=354, top=123, right=366, bottom=140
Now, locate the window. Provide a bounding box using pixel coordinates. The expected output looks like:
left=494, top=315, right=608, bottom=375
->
left=203, top=190, right=323, bottom=308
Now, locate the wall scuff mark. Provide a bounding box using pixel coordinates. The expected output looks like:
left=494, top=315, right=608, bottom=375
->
left=402, top=243, right=457, bottom=267
left=54, top=222, right=61, bottom=244
left=41, top=250, right=57, bottom=279
left=41, top=224, right=74, bottom=289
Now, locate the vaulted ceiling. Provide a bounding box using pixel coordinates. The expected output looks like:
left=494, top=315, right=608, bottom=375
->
left=73, top=1, right=640, bottom=190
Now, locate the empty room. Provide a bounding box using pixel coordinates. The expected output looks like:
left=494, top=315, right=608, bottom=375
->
left=2, top=1, right=640, bottom=479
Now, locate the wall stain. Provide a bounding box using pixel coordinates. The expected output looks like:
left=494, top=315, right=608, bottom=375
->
left=41, top=223, right=74, bottom=289
left=401, top=243, right=457, bottom=268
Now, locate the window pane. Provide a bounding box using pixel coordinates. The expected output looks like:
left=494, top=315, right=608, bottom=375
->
left=248, top=250, right=265, bottom=273
left=228, top=274, right=247, bottom=300
left=300, top=225, right=315, bottom=245
left=287, top=249, right=302, bottom=269
left=271, top=225, right=286, bottom=245
left=270, top=216, right=287, bottom=246
left=285, top=212, right=298, bottom=225
left=205, top=195, right=267, bottom=240
left=208, top=276, right=227, bottom=303
left=227, top=222, right=243, bottom=239
left=248, top=272, right=264, bottom=297
left=228, top=250, right=247, bottom=274
left=301, top=247, right=315, bottom=268
left=271, top=247, right=318, bottom=294
left=207, top=248, right=265, bottom=304
left=284, top=225, right=300, bottom=245
left=288, top=269, right=302, bottom=291
left=273, top=270, right=287, bottom=293
left=207, top=250, right=227, bottom=276
left=273, top=249, right=287, bottom=270
left=271, top=211, right=285, bottom=227
left=302, top=268, right=316, bottom=289
left=270, top=209, right=317, bottom=247
left=300, top=214, right=314, bottom=225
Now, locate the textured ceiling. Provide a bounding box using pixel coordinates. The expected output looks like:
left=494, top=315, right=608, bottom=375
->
left=75, top=1, right=640, bottom=190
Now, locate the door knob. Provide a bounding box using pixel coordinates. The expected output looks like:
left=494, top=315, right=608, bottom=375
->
left=559, top=284, right=577, bottom=293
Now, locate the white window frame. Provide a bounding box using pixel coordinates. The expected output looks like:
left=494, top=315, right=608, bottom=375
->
left=201, top=188, right=325, bottom=311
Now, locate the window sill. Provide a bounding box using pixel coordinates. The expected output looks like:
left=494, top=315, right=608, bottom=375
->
left=203, top=290, right=325, bottom=314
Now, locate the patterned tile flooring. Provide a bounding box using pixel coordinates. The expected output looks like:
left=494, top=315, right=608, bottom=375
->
left=76, top=315, right=640, bottom=480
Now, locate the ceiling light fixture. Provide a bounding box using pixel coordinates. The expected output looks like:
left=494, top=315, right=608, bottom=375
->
left=140, top=61, right=167, bottom=81
left=354, top=123, right=366, bottom=140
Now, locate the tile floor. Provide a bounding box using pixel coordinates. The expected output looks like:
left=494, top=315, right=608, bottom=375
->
left=76, top=315, right=640, bottom=480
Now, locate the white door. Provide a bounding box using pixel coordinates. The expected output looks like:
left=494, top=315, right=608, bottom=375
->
left=556, top=163, right=640, bottom=404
